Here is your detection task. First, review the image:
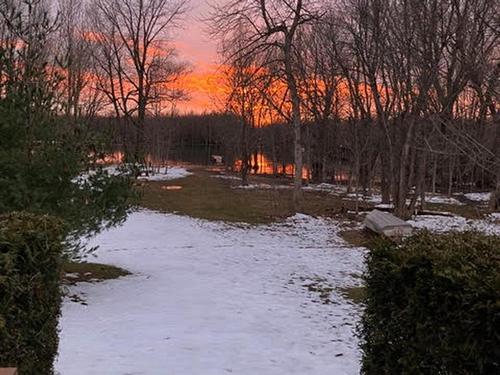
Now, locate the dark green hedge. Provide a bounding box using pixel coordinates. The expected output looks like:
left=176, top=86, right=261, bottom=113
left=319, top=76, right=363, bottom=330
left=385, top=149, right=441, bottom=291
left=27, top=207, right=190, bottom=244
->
left=0, top=213, right=63, bottom=374
left=361, top=231, right=500, bottom=374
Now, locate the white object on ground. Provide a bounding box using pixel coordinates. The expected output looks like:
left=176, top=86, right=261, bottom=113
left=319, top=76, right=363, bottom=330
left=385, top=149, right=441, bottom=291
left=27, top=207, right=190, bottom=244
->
left=56, top=211, right=365, bottom=375
left=364, top=210, right=413, bottom=237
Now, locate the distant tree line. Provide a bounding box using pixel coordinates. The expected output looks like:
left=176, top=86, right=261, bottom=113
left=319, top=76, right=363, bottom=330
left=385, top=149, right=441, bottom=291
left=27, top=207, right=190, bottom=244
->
left=94, top=112, right=499, bottom=199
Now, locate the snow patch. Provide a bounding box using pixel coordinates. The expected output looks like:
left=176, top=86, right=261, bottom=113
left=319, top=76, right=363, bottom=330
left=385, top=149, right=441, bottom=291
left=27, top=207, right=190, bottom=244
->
left=424, top=194, right=464, bottom=205
left=211, top=174, right=242, bottom=181
left=233, top=183, right=293, bottom=190
left=345, top=193, right=382, bottom=204
left=347, top=192, right=465, bottom=206
left=137, top=166, right=192, bottom=181
left=374, top=203, right=393, bottom=209
left=56, top=210, right=365, bottom=375
left=72, top=165, right=127, bottom=186
left=234, top=182, right=348, bottom=193
left=464, top=192, right=491, bottom=202
left=490, top=212, right=500, bottom=221
left=408, top=214, right=500, bottom=235
left=303, top=183, right=348, bottom=194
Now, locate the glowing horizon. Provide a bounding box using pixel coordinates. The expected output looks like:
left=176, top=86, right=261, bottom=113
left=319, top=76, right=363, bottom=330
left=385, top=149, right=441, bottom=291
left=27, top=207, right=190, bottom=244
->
left=173, top=0, right=220, bottom=114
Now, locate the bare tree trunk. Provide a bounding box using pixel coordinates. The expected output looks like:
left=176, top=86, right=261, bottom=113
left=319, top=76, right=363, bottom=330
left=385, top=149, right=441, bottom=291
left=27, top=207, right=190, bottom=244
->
left=490, top=111, right=500, bottom=211
left=284, top=40, right=303, bottom=204
left=490, top=180, right=500, bottom=211
left=240, top=119, right=250, bottom=186
left=380, top=151, right=392, bottom=204
left=409, top=149, right=426, bottom=214
left=448, top=155, right=455, bottom=197
left=395, top=120, right=416, bottom=219
left=89, top=0, right=188, bottom=165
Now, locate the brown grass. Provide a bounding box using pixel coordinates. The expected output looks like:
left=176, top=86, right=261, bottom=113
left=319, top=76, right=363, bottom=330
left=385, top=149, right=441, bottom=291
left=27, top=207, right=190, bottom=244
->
left=421, top=202, right=484, bottom=219
left=139, top=169, right=368, bottom=224
left=62, top=262, right=130, bottom=284
left=338, top=286, right=366, bottom=305
left=340, top=228, right=380, bottom=248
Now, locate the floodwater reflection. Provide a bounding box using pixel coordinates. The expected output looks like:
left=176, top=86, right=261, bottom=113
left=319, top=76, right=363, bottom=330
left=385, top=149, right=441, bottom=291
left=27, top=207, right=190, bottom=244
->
left=235, top=153, right=310, bottom=179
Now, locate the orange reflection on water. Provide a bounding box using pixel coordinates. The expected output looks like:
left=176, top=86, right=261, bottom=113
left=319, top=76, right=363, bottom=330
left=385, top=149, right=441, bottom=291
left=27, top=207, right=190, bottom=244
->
left=101, top=150, right=310, bottom=180
left=236, top=153, right=310, bottom=179
left=96, top=151, right=166, bottom=165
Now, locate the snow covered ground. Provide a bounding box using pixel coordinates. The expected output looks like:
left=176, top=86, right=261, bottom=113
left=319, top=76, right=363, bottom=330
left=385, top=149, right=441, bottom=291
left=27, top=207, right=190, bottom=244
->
left=424, top=193, right=464, bottom=205
left=56, top=211, right=366, bottom=375
left=408, top=213, right=500, bottom=235
left=345, top=193, right=383, bottom=204
left=463, top=192, right=491, bottom=202
left=138, top=166, right=192, bottom=181
left=233, top=182, right=348, bottom=193
left=348, top=192, right=464, bottom=206
left=303, top=183, right=348, bottom=194
left=233, top=183, right=293, bottom=190
left=211, top=174, right=242, bottom=181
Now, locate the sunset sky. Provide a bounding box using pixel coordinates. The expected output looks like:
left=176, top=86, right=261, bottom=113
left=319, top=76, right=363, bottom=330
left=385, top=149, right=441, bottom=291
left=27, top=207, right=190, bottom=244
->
left=174, top=0, right=221, bottom=114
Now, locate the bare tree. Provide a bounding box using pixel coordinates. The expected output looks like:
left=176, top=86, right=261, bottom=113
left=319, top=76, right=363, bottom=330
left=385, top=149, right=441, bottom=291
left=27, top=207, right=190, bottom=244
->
left=331, top=0, right=499, bottom=217
left=296, top=15, right=347, bottom=183
left=210, top=0, right=321, bottom=204
left=220, top=22, right=275, bottom=185
left=56, top=0, right=107, bottom=121
left=88, top=0, right=189, bottom=163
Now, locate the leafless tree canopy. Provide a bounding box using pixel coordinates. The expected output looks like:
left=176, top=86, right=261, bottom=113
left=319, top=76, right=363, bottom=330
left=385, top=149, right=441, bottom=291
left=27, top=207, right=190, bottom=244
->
left=209, top=0, right=324, bottom=203
left=208, top=0, right=499, bottom=216
left=85, top=0, right=189, bottom=161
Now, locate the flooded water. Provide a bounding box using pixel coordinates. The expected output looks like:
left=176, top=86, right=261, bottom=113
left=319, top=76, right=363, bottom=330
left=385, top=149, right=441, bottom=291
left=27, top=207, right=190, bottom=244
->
left=235, top=153, right=310, bottom=179
left=102, top=147, right=218, bottom=166
left=102, top=148, right=348, bottom=183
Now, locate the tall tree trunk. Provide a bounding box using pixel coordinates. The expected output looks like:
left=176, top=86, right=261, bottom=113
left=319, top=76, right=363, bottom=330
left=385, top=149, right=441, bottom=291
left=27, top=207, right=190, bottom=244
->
left=380, top=151, right=392, bottom=204
left=395, top=120, right=416, bottom=219
left=284, top=40, right=303, bottom=205
left=240, top=118, right=250, bottom=186
left=490, top=109, right=500, bottom=211
left=136, top=74, right=146, bottom=164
